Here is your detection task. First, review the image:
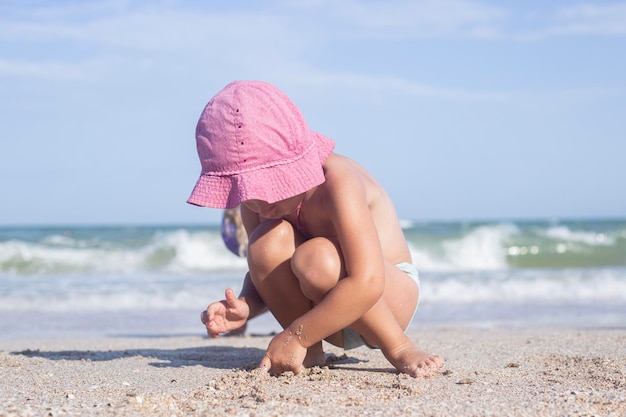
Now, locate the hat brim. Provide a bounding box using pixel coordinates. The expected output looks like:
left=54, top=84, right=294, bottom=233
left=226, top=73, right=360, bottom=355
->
left=187, top=132, right=335, bottom=209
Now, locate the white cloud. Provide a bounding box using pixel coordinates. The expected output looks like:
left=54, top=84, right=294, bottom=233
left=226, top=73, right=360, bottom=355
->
left=0, top=9, right=261, bottom=51
left=512, top=2, right=626, bottom=40
left=285, top=69, right=621, bottom=106
left=1, top=1, right=623, bottom=99
left=0, top=58, right=99, bottom=80
left=555, top=3, right=626, bottom=35
left=2, top=1, right=625, bottom=53
left=286, top=71, right=512, bottom=102
left=281, top=0, right=508, bottom=40
left=0, top=0, right=128, bottom=18
left=0, top=3, right=308, bottom=81
left=300, top=0, right=626, bottom=41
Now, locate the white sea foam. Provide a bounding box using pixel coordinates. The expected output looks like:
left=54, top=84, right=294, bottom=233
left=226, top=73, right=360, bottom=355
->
left=3, top=221, right=623, bottom=276
left=0, top=271, right=242, bottom=313
left=161, top=230, right=247, bottom=273
left=421, top=268, right=626, bottom=304
left=0, top=229, right=247, bottom=275
left=410, top=224, right=517, bottom=272
left=0, top=222, right=624, bottom=315
left=542, top=226, right=615, bottom=246
left=2, top=267, right=625, bottom=313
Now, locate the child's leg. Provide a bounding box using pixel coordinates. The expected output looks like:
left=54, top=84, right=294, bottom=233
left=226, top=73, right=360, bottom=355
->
left=291, top=236, right=444, bottom=377
left=246, top=219, right=325, bottom=367
left=346, top=265, right=444, bottom=377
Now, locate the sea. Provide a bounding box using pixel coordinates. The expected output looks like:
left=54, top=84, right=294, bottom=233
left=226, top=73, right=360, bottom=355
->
left=1, top=219, right=624, bottom=339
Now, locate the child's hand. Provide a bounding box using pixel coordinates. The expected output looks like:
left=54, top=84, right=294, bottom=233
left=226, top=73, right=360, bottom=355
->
left=200, top=288, right=249, bottom=338
left=258, top=328, right=307, bottom=376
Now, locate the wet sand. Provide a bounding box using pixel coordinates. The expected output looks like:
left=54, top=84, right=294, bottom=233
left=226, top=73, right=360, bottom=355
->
left=1, top=328, right=624, bottom=416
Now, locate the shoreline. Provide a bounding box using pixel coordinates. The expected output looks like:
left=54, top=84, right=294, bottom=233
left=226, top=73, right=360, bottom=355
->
left=1, top=327, right=624, bottom=416
left=2, top=300, right=624, bottom=340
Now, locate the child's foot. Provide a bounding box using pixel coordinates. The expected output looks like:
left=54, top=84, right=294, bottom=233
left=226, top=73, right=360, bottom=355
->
left=384, top=342, right=444, bottom=378
left=303, top=342, right=326, bottom=368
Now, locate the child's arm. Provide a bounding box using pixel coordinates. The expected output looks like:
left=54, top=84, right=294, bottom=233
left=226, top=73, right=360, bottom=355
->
left=201, top=272, right=268, bottom=338
left=238, top=205, right=268, bottom=319
left=201, top=286, right=248, bottom=337
left=238, top=271, right=268, bottom=319
left=301, top=168, right=385, bottom=336
left=261, top=167, right=387, bottom=373
left=202, top=206, right=267, bottom=337
left=201, top=271, right=268, bottom=337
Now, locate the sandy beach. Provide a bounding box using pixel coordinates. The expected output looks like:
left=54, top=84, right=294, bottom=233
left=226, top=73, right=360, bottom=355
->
left=1, top=327, right=624, bottom=417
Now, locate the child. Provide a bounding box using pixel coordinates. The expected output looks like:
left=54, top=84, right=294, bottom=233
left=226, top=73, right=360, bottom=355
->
left=221, top=206, right=248, bottom=257
left=190, top=80, right=444, bottom=377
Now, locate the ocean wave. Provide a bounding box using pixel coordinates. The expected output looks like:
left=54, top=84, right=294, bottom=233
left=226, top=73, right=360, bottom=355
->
left=541, top=226, right=615, bottom=246
left=2, top=222, right=623, bottom=314
left=0, top=228, right=247, bottom=276
left=1, top=268, right=624, bottom=313
left=407, top=221, right=626, bottom=271
left=409, top=224, right=517, bottom=271
left=422, top=268, right=626, bottom=304
left=0, top=220, right=624, bottom=276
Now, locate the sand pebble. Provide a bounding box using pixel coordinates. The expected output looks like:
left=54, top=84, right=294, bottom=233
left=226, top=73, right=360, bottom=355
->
left=457, top=378, right=475, bottom=385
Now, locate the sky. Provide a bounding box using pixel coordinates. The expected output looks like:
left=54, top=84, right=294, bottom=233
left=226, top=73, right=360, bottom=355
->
left=1, top=0, right=625, bottom=226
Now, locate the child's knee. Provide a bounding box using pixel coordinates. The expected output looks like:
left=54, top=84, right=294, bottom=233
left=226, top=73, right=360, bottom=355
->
left=248, top=219, right=296, bottom=274
left=292, top=238, right=343, bottom=302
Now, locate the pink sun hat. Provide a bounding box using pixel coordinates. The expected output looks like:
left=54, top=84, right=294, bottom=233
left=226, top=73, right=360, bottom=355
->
left=187, top=80, right=335, bottom=209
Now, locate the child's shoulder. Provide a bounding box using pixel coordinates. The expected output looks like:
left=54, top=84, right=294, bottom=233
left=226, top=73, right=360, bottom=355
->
left=323, top=156, right=360, bottom=185
left=321, top=155, right=379, bottom=206
left=324, top=154, right=360, bottom=175
left=324, top=154, right=374, bottom=186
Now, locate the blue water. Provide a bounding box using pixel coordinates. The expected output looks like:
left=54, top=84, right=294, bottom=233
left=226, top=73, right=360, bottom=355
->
left=1, top=219, right=625, bottom=338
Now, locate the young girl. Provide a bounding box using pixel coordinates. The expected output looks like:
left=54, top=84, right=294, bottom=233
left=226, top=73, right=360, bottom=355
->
left=190, top=80, right=444, bottom=377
